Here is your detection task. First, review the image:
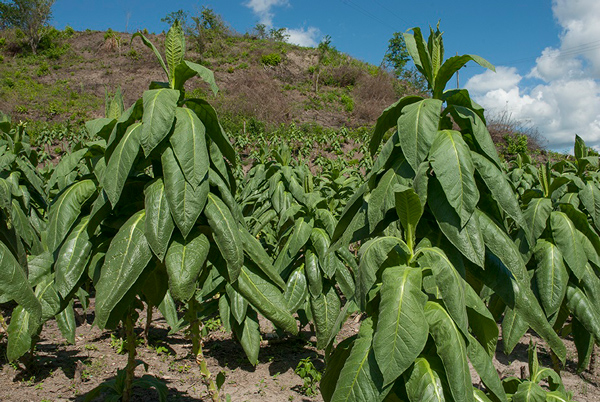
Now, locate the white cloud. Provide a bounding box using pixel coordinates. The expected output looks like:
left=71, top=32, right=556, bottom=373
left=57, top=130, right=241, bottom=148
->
left=285, top=27, right=320, bottom=47
left=465, top=66, right=522, bottom=93
left=465, top=0, right=600, bottom=150
left=244, top=0, right=289, bottom=26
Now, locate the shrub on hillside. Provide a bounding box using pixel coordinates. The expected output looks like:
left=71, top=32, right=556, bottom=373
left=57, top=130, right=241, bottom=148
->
left=261, top=52, right=282, bottom=66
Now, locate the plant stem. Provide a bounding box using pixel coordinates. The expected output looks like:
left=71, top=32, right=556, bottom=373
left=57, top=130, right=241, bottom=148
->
left=122, top=314, right=137, bottom=402
left=187, top=298, right=220, bottom=402
left=144, top=303, right=153, bottom=342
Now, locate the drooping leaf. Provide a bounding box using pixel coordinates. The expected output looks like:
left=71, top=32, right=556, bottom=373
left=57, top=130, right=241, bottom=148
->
left=165, top=230, right=209, bottom=302
left=233, top=264, right=298, bottom=335
left=174, top=61, right=219, bottom=94
left=6, top=305, right=33, bottom=361
left=141, top=89, right=179, bottom=156
left=284, top=266, right=308, bottom=312
left=46, top=179, right=96, bottom=253
left=185, top=99, right=236, bottom=165
left=312, top=282, right=342, bottom=349
left=428, top=179, right=484, bottom=267
left=566, top=283, right=600, bottom=341
left=419, top=247, right=468, bottom=335
left=502, top=306, right=529, bottom=355
left=434, top=54, right=494, bottom=98
left=205, top=193, right=243, bottom=283
left=170, top=107, right=209, bottom=188
left=523, top=198, right=552, bottom=243
left=550, top=212, right=586, bottom=279
left=404, top=357, right=446, bottom=402
left=369, top=96, right=423, bottom=156
left=55, top=216, right=92, bottom=298
left=430, top=130, right=479, bottom=226
left=398, top=99, right=443, bottom=171
left=533, top=240, right=568, bottom=317
left=466, top=334, right=508, bottom=402
left=56, top=300, right=76, bottom=344
left=330, top=318, right=386, bottom=402
left=144, top=178, right=175, bottom=261
left=94, top=211, right=152, bottom=329
left=162, top=147, right=208, bottom=238
left=233, top=307, right=260, bottom=365
left=425, top=301, right=474, bottom=402
left=373, top=265, right=428, bottom=386
left=356, top=237, right=411, bottom=309
left=103, top=122, right=142, bottom=207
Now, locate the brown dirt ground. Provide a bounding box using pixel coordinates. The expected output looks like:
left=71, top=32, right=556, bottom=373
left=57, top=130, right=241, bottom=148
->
left=0, top=301, right=599, bottom=402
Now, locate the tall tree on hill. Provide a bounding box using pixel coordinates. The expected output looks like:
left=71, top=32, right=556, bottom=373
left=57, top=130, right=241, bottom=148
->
left=382, top=31, right=410, bottom=77
left=0, top=0, right=55, bottom=54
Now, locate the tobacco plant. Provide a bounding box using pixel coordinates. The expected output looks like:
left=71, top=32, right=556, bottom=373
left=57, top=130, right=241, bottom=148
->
left=499, top=135, right=600, bottom=372
left=321, top=25, right=566, bottom=402
left=43, top=21, right=296, bottom=402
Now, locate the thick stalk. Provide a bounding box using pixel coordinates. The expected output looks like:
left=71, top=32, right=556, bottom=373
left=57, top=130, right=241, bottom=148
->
left=187, top=298, right=220, bottom=402
left=121, top=314, right=137, bottom=402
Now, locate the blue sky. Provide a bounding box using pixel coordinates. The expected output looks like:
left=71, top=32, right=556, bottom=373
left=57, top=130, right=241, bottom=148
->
left=51, top=1, right=600, bottom=150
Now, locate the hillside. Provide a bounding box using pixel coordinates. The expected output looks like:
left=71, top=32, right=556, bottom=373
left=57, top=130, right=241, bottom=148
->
left=0, top=27, right=421, bottom=139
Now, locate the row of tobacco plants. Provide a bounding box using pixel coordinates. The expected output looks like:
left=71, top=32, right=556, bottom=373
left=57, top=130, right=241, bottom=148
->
left=1, top=21, right=598, bottom=402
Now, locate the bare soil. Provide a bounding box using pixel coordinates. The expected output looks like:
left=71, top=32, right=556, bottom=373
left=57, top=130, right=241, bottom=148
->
left=0, top=301, right=598, bottom=402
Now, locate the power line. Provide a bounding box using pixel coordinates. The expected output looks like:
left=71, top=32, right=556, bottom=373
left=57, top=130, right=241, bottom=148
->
left=497, top=39, right=600, bottom=66
left=370, top=0, right=410, bottom=26
left=339, top=0, right=396, bottom=31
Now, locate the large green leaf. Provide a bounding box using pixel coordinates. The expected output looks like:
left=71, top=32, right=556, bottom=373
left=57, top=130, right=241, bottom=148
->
left=466, top=334, right=508, bottom=402
left=367, top=168, right=399, bottom=236
left=274, top=216, right=313, bottom=273
left=523, top=198, right=552, bottom=243
left=238, top=228, right=285, bottom=289
left=425, top=301, right=474, bottom=402
left=132, top=31, right=169, bottom=78
left=502, top=306, right=529, bottom=355
left=312, top=282, right=342, bottom=349
left=165, top=230, right=209, bottom=302
left=306, top=249, right=323, bottom=298
left=184, top=99, right=236, bottom=165
left=46, top=179, right=96, bottom=253
left=478, top=211, right=528, bottom=282
left=205, top=193, right=243, bottom=283
left=141, top=89, right=179, bottom=156
left=533, top=240, right=568, bottom=317
left=102, top=122, right=142, bottom=207
left=6, top=305, right=33, bottom=361
left=357, top=237, right=411, bottom=309
left=398, top=99, right=443, bottom=171
left=373, top=266, right=428, bottom=386
left=56, top=300, right=76, bottom=344
left=579, top=181, right=600, bottom=231
left=434, top=55, right=494, bottom=98
left=331, top=318, right=386, bottom=402
left=428, top=179, right=484, bottom=267
left=173, top=61, right=219, bottom=95
left=94, top=210, right=152, bottom=329
left=55, top=216, right=92, bottom=298
left=0, top=242, right=41, bottom=326
left=170, top=107, right=209, bottom=188
left=565, top=283, right=600, bottom=341
left=369, top=96, right=423, bottom=156
left=480, top=252, right=566, bottom=361
left=419, top=247, right=468, bottom=335
left=232, top=308, right=260, bottom=365
left=162, top=147, right=208, bottom=238
left=404, top=357, right=446, bottom=402
left=449, top=105, right=501, bottom=168
left=233, top=264, right=298, bottom=334
left=512, top=382, right=546, bottom=402
left=550, top=212, right=586, bottom=279
left=144, top=178, right=175, bottom=261
left=471, top=153, right=527, bottom=232
left=284, top=266, right=308, bottom=312
left=430, top=130, right=479, bottom=226
left=322, top=336, right=356, bottom=402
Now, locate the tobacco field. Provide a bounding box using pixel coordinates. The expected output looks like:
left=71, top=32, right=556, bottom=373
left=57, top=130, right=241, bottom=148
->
left=2, top=22, right=600, bottom=402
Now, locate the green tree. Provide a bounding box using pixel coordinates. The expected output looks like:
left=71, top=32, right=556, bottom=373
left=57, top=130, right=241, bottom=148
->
left=382, top=31, right=410, bottom=77
left=0, top=0, right=55, bottom=54
left=161, top=9, right=189, bottom=30
left=190, top=6, right=227, bottom=55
